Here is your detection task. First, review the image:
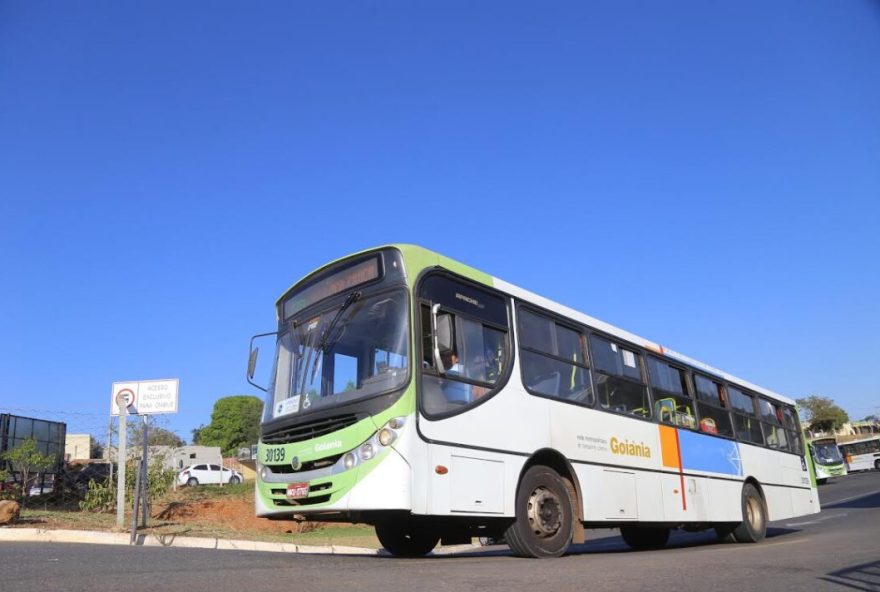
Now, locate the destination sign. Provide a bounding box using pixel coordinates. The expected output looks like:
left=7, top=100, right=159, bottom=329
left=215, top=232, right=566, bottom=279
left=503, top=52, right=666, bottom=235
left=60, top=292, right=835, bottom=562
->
left=283, top=256, right=380, bottom=319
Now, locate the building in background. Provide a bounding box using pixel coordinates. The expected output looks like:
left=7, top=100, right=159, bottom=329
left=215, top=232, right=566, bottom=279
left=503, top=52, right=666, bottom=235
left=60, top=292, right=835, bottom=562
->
left=807, top=418, right=880, bottom=444
left=150, top=445, right=223, bottom=472
left=0, top=413, right=67, bottom=492
left=64, top=434, right=93, bottom=462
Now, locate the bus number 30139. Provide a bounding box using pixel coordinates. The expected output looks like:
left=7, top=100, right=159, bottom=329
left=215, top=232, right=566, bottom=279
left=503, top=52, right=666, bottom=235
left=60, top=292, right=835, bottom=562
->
left=265, top=447, right=285, bottom=463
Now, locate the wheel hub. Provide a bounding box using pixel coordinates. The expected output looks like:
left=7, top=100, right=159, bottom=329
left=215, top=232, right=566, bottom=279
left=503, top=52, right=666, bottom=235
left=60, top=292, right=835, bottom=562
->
left=746, top=496, right=761, bottom=528
left=527, top=486, right=562, bottom=538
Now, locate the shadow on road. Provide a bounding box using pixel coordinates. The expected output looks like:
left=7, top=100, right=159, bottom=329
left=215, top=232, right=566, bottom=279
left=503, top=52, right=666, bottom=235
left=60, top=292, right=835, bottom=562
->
left=820, top=559, right=880, bottom=592
left=377, top=526, right=803, bottom=560
left=822, top=491, right=880, bottom=510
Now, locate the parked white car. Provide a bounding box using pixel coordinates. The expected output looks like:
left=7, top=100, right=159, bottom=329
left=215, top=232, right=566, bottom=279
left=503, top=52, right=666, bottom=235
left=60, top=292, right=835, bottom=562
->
left=177, top=464, right=243, bottom=486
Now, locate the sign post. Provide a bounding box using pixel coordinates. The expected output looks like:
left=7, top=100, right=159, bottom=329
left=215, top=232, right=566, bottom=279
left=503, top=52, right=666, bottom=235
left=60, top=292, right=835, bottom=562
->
left=114, top=393, right=130, bottom=529
left=111, top=379, right=179, bottom=539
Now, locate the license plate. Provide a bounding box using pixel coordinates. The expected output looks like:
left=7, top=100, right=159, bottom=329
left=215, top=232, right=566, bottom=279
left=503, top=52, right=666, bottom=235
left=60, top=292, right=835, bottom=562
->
left=286, top=482, right=310, bottom=499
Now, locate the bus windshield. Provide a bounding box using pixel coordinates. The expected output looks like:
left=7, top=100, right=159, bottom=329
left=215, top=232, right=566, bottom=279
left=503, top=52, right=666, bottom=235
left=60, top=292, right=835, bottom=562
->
left=264, top=289, right=410, bottom=423
left=811, top=441, right=843, bottom=465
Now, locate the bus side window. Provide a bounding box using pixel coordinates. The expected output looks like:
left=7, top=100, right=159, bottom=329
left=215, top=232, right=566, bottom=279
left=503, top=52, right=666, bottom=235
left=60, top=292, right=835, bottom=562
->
left=518, top=307, right=592, bottom=405
left=418, top=274, right=511, bottom=417
left=758, top=399, right=789, bottom=451
left=590, top=335, right=650, bottom=418
left=728, top=387, right=764, bottom=445
left=646, top=356, right=696, bottom=429
left=694, top=374, right=734, bottom=438
left=782, top=406, right=804, bottom=455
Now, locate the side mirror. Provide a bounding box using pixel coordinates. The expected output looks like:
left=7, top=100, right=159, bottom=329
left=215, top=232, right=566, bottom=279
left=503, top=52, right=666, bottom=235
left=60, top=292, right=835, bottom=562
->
left=247, top=348, right=259, bottom=380
left=436, top=314, right=453, bottom=353
left=431, top=304, right=454, bottom=373
left=247, top=331, right=278, bottom=392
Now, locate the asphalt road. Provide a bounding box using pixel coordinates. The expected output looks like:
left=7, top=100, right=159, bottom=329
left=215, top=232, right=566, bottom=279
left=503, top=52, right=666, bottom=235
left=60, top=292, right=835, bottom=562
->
left=3, top=472, right=879, bottom=592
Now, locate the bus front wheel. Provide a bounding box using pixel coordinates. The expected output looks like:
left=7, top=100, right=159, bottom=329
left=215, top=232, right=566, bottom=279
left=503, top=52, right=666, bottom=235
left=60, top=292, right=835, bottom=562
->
left=375, top=519, right=440, bottom=557
left=732, top=483, right=767, bottom=543
left=505, top=465, right=574, bottom=558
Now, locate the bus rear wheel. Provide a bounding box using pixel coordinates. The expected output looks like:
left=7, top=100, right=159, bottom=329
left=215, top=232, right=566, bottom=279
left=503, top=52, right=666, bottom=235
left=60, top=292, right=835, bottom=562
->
left=620, top=526, right=670, bottom=550
left=732, top=483, right=767, bottom=543
left=505, top=465, right=574, bottom=558
left=375, top=519, right=440, bottom=557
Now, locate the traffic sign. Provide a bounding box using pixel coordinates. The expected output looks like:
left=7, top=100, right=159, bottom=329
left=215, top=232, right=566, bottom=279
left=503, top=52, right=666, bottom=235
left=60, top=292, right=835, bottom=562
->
left=111, top=379, right=179, bottom=416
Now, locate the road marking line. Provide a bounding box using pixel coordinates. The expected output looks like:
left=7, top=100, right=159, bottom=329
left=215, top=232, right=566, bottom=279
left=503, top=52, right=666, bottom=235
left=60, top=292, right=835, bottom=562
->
left=785, top=512, right=848, bottom=527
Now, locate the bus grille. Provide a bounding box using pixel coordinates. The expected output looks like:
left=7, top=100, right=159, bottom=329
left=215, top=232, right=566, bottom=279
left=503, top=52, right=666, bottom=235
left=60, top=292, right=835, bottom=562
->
left=269, top=455, right=342, bottom=474
left=273, top=495, right=332, bottom=507
left=262, top=414, right=363, bottom=445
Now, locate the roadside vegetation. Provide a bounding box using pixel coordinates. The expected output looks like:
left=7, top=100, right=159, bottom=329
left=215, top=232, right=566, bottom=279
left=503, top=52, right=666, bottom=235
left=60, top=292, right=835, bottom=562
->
left=14, top=477, right=378, bottom=548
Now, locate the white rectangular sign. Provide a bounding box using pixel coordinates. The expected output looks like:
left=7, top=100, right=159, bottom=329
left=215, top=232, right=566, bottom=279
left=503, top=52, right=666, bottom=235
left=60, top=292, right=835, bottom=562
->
left=111, top=379, right=179, bottom=416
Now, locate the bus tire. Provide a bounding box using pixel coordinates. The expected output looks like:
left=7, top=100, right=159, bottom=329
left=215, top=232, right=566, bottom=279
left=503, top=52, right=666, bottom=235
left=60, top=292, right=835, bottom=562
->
left=504, top=465, right=574, bottom=558
left=375, top=519, right=440, bottom=557
left=874, top=460, right=880, bottom=471
left=732, top=483, right=767, bottom=543
left=714, top=523, right=736, bottom=542
left=620, top=526, right=670, bottom=550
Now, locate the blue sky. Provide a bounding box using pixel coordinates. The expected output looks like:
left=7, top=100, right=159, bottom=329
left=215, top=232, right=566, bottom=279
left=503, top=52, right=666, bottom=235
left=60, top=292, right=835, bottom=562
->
left=2, top=2, right=878, bottom=443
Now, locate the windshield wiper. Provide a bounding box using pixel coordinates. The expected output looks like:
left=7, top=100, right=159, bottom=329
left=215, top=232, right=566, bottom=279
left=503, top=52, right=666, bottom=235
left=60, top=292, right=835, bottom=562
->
left=303, top=290, right=362, bottom=389
left=315, top=290, right=362, bottom=356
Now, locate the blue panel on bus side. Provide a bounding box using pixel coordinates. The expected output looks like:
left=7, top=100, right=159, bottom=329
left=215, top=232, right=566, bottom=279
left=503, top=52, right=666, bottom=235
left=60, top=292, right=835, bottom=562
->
left=677, top=429, right=743, bottom=476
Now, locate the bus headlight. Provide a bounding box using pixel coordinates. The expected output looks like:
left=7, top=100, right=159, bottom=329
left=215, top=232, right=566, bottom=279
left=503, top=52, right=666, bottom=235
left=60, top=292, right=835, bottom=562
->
left=259, top=464, right=269, bottom=480
left=360, top=442, right=375, bottom=461
left=343, top=453, right=357, bottom=470
left=378, top=428, right=396, bottom=447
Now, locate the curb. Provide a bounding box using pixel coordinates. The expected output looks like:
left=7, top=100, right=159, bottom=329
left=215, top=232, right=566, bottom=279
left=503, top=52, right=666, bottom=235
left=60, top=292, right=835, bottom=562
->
left=0, top=527, right=378, bottom=555
left=0, top=527, right=483, bottom=556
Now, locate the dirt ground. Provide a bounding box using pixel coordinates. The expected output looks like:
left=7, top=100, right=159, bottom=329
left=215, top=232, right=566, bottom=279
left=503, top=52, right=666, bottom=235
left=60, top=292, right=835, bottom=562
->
left=155, top=495, right=304, bottom=535
left=14, top=484, right=378, bottom=546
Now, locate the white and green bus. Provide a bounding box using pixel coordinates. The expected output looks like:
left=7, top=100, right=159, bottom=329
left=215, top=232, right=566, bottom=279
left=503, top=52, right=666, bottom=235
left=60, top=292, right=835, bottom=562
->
left=248, top=245, right=819, bottom=558
left=808, top=437, right=847, bottom=483
left=838, top=436, right=880, bottom=472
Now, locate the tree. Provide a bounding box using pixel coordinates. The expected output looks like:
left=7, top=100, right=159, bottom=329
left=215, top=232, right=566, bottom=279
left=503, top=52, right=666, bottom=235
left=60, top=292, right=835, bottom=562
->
left=79, top=451, right=176, bottom=513
left=90, top=437, right=105, bottom=459
left=194, top=396, right=263, bottom=457
left=796, top=395, right=850, bottom=434
left=1, top=438, right=56, bottom=504
left=127, top=421, right=185, bottom=448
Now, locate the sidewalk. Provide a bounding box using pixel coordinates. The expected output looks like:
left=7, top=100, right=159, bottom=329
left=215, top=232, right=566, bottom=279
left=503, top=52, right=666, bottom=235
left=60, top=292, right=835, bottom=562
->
left=0, top=526, right=482, bottom=556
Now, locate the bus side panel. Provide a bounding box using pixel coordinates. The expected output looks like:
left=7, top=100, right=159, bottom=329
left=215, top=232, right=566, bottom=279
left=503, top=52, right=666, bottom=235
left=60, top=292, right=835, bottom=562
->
left=418, top=384, right=551, bottom=464
left=737, top=443, right=817, bottom=520
left=763, top=484, right=795, bottom=521
left=705, top=479, right=744, bottom=522
left=422, top=443, right=523, bottom=517
left=792, top=485, right=820, bottom=517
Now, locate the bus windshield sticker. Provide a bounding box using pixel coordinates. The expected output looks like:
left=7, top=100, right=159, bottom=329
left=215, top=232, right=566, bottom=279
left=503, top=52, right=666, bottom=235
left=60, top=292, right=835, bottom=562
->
left=623, top=350, right=636, bottom=368
left=274, top=395, right=301, bottom=418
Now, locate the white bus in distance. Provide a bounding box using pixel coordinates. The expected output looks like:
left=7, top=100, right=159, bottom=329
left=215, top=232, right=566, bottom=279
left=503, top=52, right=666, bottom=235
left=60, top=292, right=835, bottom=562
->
left=838, top=436, right=880, bottom=472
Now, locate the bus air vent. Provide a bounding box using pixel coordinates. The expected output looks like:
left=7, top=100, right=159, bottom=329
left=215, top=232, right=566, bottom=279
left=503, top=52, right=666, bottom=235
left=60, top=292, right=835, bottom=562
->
left=262, top=414, right=363, bottom=445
